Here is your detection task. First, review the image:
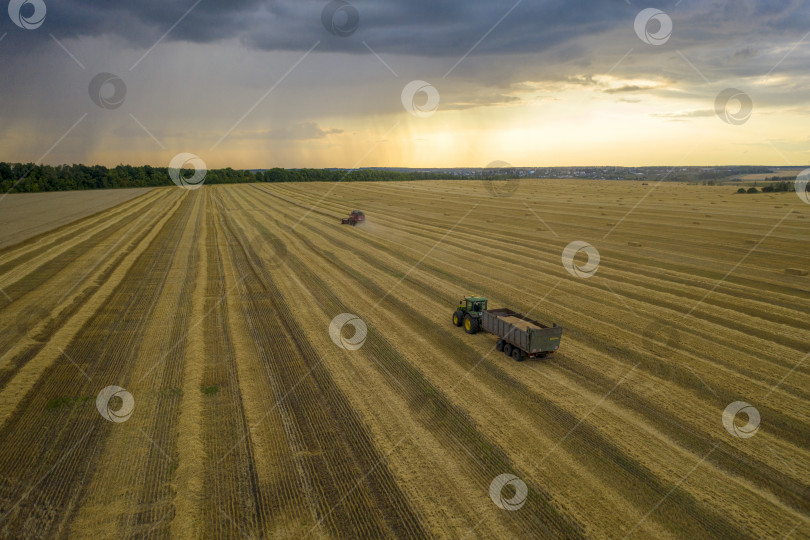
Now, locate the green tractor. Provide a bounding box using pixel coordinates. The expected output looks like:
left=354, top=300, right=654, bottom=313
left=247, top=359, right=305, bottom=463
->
left=452, top=295, right=564, bottom=361
left=452, top=296, right=488, bottom=334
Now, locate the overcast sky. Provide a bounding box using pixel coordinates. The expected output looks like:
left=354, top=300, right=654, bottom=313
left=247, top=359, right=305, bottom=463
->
left=0, top=0, right=808, bottom=168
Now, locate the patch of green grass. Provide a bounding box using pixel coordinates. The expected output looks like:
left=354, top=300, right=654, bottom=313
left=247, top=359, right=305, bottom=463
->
left=201, top=385, right=219, bottom=395
left=46, top=395, right=93, bottom=410
left=46, top=397, right=72, bottom=410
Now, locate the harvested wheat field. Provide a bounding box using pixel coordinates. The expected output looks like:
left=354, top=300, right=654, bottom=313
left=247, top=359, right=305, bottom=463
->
left=0, top=188, right=154, bottom=249
left=0, top=180, right=808, bottom=539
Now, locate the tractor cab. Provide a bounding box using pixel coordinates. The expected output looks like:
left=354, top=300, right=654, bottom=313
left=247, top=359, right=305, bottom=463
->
left=453, top=296, right=488, bottom=333
left=460, top=296, right=488, bottom=315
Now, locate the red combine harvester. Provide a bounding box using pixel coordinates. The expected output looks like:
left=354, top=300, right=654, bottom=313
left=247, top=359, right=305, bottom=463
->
left=341, top=210, right=365, bottom=226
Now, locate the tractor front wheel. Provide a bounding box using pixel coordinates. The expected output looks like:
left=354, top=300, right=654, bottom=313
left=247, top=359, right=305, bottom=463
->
left=464, top=315, right=479, bottom=334
left=452, top=311, right=463, bottom=327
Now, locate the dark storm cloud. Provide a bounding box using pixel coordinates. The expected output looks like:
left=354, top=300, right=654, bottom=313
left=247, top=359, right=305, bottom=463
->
left=0, top=1, right=738, bottom=55
left=3, top=1, right=808, bottom=81
left=6, top=0, right=625, bottom=56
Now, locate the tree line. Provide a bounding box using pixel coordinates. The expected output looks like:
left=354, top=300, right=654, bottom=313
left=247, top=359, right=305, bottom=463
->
left=0, top=162, right=458, bottom=193
left=737, top=181, right=796, bottom=194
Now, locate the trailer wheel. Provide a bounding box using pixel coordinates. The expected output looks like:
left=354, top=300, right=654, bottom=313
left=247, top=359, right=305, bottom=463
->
left=512, top=348, right=523, bottom=362
left=502, top=343, right=513, bottom=356
left=452, top=311, right=463, bottom=327
left=496, top=339, right=505, bottom=352
left=464, top=315, right=479, bottom=334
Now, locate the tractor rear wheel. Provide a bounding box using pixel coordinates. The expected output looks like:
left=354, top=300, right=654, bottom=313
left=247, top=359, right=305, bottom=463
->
left=503, top=343, right=513, bottom=356
left=452, top=311, right=463, bottom=327
left=464, top=315, right=479, bottom=334
left=512, top=348, right=523, bottom=362
left=495, top=339, right=505, bottom=351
